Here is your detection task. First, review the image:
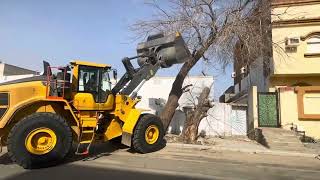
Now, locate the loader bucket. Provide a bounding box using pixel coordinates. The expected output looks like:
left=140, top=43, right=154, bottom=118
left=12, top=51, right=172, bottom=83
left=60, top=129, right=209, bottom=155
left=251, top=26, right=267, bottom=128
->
left=137, top=32, right=191, bottom=68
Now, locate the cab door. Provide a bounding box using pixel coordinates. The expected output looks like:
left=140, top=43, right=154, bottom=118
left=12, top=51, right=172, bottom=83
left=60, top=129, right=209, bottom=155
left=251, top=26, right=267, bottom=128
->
left=73, top=65, right=114, bottom=111
left=98, top=68, right=114, bottom=110
left=73, top=66, right=100, bottom=110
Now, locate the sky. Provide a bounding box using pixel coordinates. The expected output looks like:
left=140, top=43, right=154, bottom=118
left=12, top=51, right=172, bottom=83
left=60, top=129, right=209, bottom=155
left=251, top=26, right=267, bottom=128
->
left=0, top=0, right=233, bottom=100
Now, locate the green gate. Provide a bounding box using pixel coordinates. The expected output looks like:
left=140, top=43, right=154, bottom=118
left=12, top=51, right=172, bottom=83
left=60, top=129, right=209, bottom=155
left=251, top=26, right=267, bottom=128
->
left=258, top=92, right=279, bottom=127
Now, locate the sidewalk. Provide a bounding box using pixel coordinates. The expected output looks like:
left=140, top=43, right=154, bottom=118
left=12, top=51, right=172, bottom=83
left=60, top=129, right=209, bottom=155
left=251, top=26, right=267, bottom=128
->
left=165, top=136, right=320, bottom=158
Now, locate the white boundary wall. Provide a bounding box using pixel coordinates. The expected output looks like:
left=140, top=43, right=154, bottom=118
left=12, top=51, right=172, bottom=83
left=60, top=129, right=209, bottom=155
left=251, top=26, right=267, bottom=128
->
left=134, top=76, right=247, bottom=136
left=168, top=103, right=247, bottom=136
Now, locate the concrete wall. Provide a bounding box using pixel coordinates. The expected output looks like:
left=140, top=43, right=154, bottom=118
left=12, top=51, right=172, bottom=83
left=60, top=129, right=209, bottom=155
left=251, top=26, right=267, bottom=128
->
left=279, top=88, right=320, bottom=139
left=135, top=76, right=214, bottom=135
left=135, top=76, right=247, bottom=136
left=167, top=103, right=248, bottom=137
left=272, top=25, right=320, bottom=75
left=271, top=3, right=320, bottom=75
left=136, top=76, right=214, bottom=113
left=270, top=76, right=320, bottom=87
left=247, top=86, right=258, bottom=139
left=248, top=58, right=267, bottom=92
left=272, top=3, right=320, bottom=21
left=235, top=57, right=267, bottom=98
left=200, top=103, right=247, bottom=136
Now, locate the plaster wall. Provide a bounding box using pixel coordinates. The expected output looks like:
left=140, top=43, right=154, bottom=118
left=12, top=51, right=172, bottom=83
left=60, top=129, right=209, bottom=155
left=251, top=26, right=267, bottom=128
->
left=247, top=86, right=258, bottom=139
left=272, top=3, right=320, bottom=21
left=271, top=4, right=320, bottom=75
left=279, top=89, right=320, bottom=139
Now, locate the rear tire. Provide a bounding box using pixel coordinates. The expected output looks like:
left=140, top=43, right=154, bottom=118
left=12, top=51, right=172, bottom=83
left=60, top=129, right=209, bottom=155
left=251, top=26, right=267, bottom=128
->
left=7, top=112, right=72, bottom=169
left=132, top=114, right=164, bottom=153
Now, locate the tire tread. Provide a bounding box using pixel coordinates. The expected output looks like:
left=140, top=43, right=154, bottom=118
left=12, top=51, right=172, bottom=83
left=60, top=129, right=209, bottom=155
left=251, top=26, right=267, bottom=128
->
left=132, top=114, right=164, bottom=153
left=7, top=112, right=72, bottom=169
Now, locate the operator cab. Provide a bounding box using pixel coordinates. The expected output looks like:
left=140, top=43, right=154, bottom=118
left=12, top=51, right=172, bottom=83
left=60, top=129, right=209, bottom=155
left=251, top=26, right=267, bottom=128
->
left=70, top=61, right=115, bottom=111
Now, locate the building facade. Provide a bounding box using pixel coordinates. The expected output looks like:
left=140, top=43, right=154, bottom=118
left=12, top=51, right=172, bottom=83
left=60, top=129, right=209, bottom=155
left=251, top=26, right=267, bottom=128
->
left=271, top=0, right=320, bottom=139
left=222, top=0, right=320, bottom=139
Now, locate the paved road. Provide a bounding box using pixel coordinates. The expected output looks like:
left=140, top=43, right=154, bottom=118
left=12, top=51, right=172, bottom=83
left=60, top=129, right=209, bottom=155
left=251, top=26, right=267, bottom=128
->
left=1, top=143, right=320, bottom=180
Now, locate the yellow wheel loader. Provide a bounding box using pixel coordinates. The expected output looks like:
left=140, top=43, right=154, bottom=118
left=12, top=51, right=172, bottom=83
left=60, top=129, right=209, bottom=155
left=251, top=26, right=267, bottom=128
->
left=0, top=32, right=190, bottom=169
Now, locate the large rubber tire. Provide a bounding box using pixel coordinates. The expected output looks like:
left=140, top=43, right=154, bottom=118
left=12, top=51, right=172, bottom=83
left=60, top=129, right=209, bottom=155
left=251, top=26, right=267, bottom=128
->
left=7, top=113, right=72, bottom=169
left=132, top=114, right=164, bottom=153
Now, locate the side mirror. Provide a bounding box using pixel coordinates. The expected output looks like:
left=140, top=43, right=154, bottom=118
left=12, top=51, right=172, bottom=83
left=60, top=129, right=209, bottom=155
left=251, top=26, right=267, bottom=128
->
left=113, top=69, right=118, bottom=80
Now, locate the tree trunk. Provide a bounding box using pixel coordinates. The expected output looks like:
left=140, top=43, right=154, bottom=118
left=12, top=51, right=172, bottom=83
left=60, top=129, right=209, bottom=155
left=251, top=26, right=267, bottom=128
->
left=160, top=58, right=197, bottom=130
left=160, top=33, right=216, bottom=130
left=182, top=87, right=212, bottom=144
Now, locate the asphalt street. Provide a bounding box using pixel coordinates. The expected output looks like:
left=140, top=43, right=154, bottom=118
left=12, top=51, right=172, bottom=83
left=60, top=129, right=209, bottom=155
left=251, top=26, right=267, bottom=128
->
left=1, top=143, right=320, bottom=180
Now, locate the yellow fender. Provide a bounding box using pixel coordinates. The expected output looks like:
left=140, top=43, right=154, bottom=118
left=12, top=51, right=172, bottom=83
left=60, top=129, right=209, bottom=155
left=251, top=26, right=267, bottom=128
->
left=122, top=109, right=142, bottom=134
left=0, top=97, right=81, bottom=140
left=113, top=95, right=143, bottom=146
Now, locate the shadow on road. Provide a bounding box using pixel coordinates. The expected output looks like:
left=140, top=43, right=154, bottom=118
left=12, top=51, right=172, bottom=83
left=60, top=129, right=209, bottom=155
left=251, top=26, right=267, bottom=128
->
left=3, top=163, right=207, bottom=180
left=0, top=142, right=124, bottom=166
left=0, top=140, right=167, bottom=166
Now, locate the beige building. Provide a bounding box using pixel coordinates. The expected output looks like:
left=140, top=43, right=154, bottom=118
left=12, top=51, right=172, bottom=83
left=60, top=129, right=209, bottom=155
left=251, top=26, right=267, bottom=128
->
left=270, top=0, right=320, bottom=139
left=222, top=0, right=320, bottom=139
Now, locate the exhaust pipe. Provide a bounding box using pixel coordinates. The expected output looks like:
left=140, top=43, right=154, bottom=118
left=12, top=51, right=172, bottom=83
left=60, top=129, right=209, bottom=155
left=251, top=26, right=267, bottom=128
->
left=137, top=32, right=191, bottom=68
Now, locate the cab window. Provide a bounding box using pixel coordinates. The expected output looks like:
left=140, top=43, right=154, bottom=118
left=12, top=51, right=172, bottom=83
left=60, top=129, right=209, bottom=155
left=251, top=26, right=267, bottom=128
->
left=78, top=66, right=111, bottom=103
left=101, top=70, right=111, bottom=92
left=100, top=69, right=112, bottom=102
left=78, top=66, right=99, bottom=93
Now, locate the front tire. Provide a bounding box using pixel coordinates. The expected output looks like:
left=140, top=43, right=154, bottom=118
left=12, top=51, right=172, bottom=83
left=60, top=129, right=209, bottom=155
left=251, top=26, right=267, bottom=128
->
left=7, top=113, right=72, bottom=169
left=132, top=114, right=164, bottom=153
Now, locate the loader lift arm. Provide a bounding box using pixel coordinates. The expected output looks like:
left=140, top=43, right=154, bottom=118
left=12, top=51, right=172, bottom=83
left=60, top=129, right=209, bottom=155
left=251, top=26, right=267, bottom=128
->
left=111, top=55, right=160, bottom=98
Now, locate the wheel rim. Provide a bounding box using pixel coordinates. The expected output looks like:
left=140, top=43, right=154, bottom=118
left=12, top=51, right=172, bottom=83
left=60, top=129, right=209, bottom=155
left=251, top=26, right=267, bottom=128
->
left=145, top=125, right=159, bottom=145
left=25, top=128, right=57, bottom=155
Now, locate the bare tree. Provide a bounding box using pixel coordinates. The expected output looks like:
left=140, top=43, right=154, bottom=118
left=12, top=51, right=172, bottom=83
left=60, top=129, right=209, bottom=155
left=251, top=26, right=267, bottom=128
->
left=131, top=0, right=267, bottom=130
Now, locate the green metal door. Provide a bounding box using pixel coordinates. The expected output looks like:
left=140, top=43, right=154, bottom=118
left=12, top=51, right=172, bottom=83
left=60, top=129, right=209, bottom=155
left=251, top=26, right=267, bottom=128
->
left=258, top=92, right=279, bottom=127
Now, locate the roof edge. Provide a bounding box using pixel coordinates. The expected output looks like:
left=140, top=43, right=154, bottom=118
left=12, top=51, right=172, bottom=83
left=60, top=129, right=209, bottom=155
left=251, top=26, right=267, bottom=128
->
left=272, top=0, right=320, bottom=7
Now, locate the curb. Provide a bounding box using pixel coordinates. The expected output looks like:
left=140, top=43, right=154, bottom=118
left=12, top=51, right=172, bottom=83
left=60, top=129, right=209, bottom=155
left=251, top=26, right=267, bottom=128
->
left=166, top=143, right=319, bottom=158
